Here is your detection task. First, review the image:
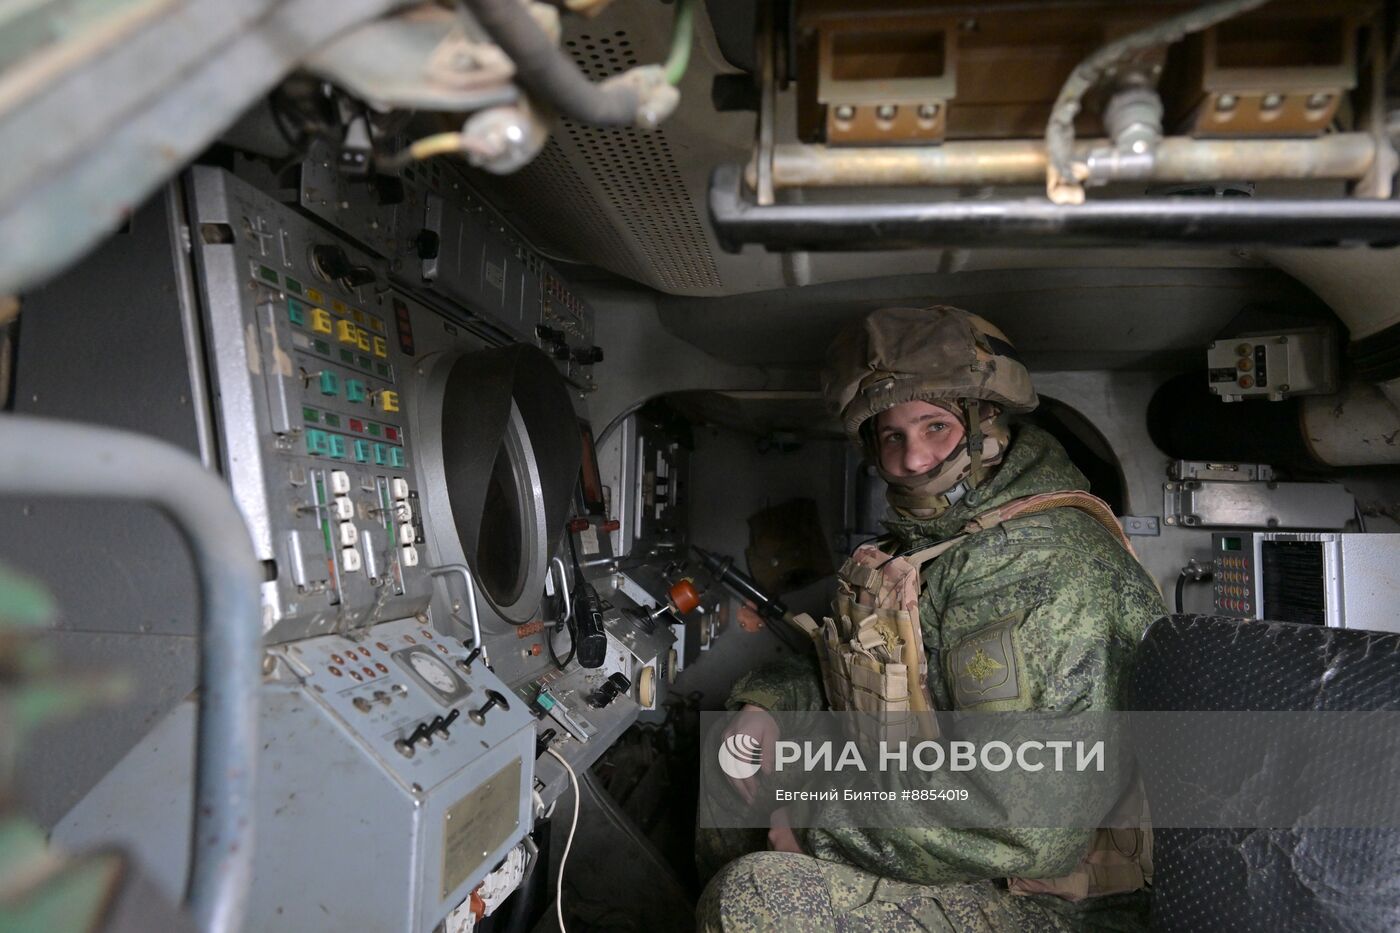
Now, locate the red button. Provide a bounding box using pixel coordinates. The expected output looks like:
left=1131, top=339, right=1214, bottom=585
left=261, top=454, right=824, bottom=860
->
left=376, top=662, right=388, bottom=673
left=385, top=427, right=400, bottom=442
left=332, top=653, right=344, bottom=665
left=349, top=419, right=364, bottom=433
left=329, top=666, right=342, bottom=677
left=361, top=666, right=375, bottom=678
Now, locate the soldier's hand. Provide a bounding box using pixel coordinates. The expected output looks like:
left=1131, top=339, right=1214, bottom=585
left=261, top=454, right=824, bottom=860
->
left=767, top=807, right=804, bottom=854
left=724, top=703, right=779, bottom=805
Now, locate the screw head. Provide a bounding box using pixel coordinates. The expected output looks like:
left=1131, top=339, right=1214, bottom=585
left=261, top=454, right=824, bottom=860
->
left=917, top=103, right=940, bottom=121
left=834, top=104, right=855, bottom=122
left=1261, top=93, right=1284, bottom=111
left=1216, top=94, right=1238, bottom=112
left=875, top=104, right=897, bottom=121
left=1306, top=93, right=1332, bottom=110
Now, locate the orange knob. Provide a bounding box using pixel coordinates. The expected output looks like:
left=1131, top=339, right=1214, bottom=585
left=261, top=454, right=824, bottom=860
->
left=669, top=579, right=701, bottom=614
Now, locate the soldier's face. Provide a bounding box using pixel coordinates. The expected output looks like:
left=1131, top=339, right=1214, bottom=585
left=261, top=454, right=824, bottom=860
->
left=875, top=401, right=966, bottom=477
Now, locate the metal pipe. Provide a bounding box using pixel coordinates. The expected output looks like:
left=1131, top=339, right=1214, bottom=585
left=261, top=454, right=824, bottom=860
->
left=753, top=135, right=1376, bottom=190
left=1044, top=0, right=1273, bottom=204
left=710, top=163, right=1400, bottom=250
left=0, top=415, right=261, bottom=933
left=429, top=563, right=483, bottom=650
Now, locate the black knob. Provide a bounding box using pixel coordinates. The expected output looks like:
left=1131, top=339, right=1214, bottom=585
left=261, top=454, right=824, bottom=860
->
left=343, top=264, right=376, bottom=288
left=459, top=646, right=482, bottom=673
left=469, top=689, right=509, bottom=726
left=311, top=244, right=354, bottom=282
left=415, top=229, right=440, bottom=260
left=434, top=708, right=460, bottom=738
left=570, top=346, right=604, bottom=365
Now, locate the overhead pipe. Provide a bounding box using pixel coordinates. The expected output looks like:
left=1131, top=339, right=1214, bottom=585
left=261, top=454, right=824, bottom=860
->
left=749, top=134, right=1377, bottom=190
left=0, top=415, right=262, bottom=933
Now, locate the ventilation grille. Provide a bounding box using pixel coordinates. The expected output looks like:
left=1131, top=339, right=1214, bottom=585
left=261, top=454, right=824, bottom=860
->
left=486, top=28, right=722, bottom=293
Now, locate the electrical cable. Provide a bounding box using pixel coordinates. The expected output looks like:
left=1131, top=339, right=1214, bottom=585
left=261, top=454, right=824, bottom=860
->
left=1175, top=571, right=1188, bottom=614
left=1043, top=0, right=1272, bottom=203
left=545, top=746, right=580, bottom=933
left=461, top=0, right=643, bottom=126
left=664, top=0, right=696, bottom=85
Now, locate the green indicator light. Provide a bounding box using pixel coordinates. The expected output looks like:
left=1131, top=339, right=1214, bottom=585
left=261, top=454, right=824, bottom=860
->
left=323, top=413, right=341, bottom=428
left=287, top=298, right=307, bottom=326
left=390, top=447, right=405, bottom=469
left=328, top=435, right=347, bottom=460
left=535, top=690, right=556, bottom=712
left=314, top=339, right=330, bottom=354
left=373, top=444, right=388, bottom=466
left=366, top=423, right=381, bottom=437
left=285, top=276, right=303, bottom=295
left=302, top=406, right=319, bottom=423
left=353, top=440, right=372, bottom=463
left=339, top=349, right=355, bottom=364
left=318, top=370, right=340, bottom=397
left=259, top=265, right=278, bottom=285
left=377, top=363, right=391, bottom=378
left=357, top=355, right=372, bottom=369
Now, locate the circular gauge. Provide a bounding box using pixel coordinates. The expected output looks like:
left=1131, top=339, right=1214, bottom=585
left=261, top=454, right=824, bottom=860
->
left=409, top=651, right=458, bottom=694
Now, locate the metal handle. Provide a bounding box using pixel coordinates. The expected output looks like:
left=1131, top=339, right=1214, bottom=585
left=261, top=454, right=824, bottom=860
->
left=550, top=555, right=573, bottom=623
left=0, top=415, right=262, bottom=933
left=429, top=563, right=482, bottom=650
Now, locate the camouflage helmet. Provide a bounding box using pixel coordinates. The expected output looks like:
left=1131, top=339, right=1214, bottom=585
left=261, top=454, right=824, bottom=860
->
left=822, top=305, right=1038, bottom=444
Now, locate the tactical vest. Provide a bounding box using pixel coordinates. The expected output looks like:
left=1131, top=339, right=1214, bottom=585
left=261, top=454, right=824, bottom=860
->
left=788, top=489, right=1151, bottom=901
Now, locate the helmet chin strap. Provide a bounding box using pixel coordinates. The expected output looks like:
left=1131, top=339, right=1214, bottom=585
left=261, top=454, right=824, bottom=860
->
left=878, top=401, right=1007, bottom=520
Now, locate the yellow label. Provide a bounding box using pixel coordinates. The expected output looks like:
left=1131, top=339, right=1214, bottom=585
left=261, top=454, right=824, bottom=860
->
left=310, top=308, right=333, bottom=335
left=336, top=319, right=358, bottom=345
left=381, top=390, right=400, bottom=413
left=372, top=336, right=388, bottom=359
left=356, top=329, right=371, bottom=352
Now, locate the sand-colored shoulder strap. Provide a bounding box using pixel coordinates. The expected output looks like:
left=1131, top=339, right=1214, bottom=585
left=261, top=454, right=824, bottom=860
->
left=901, top=490, right=1138, bottom=572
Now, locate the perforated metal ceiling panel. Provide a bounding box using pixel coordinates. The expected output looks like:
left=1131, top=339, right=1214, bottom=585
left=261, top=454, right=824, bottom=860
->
left=474, top=14, right=723, bottom=294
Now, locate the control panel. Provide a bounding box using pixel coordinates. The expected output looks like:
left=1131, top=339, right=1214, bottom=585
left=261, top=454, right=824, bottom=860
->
left=277, top=617, right=531, bottom=789
left=1212, top=533, right=1258, bottom=618
left=190, top=167, right=432, bottom=643
left=294, top=140, right=600, bottom=376
left=1206, top=327, right=1337, bottom=402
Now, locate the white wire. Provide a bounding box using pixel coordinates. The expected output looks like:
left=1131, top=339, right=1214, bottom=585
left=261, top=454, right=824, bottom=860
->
left=545, top=747, right=579, bottom=933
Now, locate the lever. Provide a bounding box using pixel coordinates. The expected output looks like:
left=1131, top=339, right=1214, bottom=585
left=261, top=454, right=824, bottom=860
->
left=433, top=708, right=460, bottom=738
left=459, top=645, right=483, bottom=674
left=469, top=689, right=509, bottom=726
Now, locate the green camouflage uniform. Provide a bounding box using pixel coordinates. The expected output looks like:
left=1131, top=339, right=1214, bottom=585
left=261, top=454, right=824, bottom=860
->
left=696, top=425, right=1164, bottom=931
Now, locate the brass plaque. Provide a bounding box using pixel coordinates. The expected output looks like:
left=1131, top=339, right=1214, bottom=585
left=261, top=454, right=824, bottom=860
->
left=441, top=758, right=521, bottom=899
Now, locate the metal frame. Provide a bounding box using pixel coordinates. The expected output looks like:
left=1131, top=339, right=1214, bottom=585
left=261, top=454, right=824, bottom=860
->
left=709, top=163, right=1400, bottom=250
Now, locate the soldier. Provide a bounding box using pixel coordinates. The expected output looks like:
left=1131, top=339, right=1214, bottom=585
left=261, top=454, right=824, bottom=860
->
left=696, top=306, right=1164, bottom=931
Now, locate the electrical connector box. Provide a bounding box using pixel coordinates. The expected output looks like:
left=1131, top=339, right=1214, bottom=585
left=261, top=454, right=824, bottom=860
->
left=1206, top=327, right=1336, bottom=402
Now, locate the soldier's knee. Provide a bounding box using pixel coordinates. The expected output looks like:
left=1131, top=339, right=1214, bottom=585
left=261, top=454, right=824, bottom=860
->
left=696, top=852, right=835, bottom=932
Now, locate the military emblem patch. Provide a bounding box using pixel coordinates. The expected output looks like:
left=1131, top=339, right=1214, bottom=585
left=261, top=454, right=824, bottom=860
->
left=951, top=611, right=1024, bottom=707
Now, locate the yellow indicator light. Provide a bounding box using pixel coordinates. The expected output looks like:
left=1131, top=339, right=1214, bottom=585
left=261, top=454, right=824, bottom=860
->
left=336, top=320, right=358, bottom=345
left=381, top=390, right=400, bottom=413
left=310, top=308, right=333, bottom=334
left=373, top=336, right=388, bottom=359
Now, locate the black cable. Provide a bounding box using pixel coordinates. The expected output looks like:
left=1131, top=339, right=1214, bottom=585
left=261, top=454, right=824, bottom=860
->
left=1175, top=571, right=1188, bottom=614
left=547, top=614, right=576, bottom=670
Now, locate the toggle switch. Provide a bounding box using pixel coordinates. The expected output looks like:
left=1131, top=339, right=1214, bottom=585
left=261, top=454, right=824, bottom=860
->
left=341, top=546, right=362, bottom=573
left=469, top=689, right=510, bottom=726
left=400, top=544, right=419, bottom=567
left=395, top=500, right=414, bottom=522
left=391, top=478, right=410, bottom=500
left=338, top=522, right=358, bottom=546
left=331, top=496, right=354, bottom=520
left=398, top=522, right=415, bottom=543
left=330, top=470, right=351, bottom=494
